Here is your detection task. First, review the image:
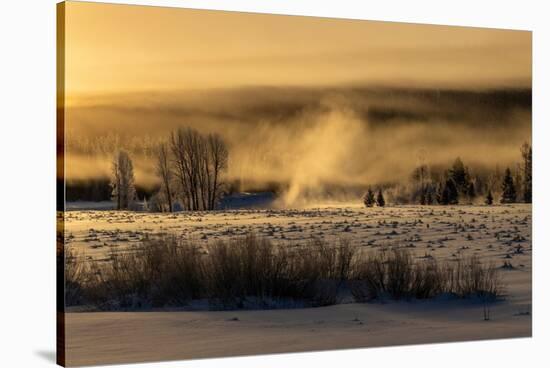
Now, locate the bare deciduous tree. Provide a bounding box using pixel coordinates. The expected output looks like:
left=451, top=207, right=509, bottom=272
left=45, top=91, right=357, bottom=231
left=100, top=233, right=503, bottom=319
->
left=207, top=133, right=229, bottom=210
left=167, top=128, right=229, bottom=211
left=155, top=143, right=174, bottom=212
left=111, top=150, right=136, bottom=210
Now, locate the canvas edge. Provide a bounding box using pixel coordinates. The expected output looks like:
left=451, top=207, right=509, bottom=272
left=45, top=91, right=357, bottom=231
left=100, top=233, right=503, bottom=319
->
left=56, top=1, right=66, bottom=367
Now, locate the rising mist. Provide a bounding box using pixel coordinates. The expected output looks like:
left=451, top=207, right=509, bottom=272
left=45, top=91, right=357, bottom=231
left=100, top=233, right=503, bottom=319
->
left=64, top=87, right=531, bottom=205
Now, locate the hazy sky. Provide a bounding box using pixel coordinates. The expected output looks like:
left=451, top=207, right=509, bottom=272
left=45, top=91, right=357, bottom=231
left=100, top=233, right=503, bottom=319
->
left=63, top=1, right=531, bottom=97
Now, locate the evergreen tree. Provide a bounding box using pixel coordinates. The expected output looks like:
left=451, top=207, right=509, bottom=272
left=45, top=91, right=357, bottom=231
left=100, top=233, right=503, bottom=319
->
left=449, top=157, right=469, bottom=195
left=439, top=184, right=449, bottom=205
left=521, top=143, right=532, bottom=203
left=364, top=188, right=375, bottom=207
left=467, top=181, right=476, bottom=203
left=376, top=189, right=385, bottom=207
left=500, top=168, right=517, bottom=204
left=440, top=177, right=459, bottom=205
left=485, top=189, right=493, bottom=205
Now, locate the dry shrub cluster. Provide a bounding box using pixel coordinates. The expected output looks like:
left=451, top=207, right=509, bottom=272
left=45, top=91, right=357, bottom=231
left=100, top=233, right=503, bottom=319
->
left=350, top=249, right=503, bottom=302
left=71, top=236, right=204, bottom=309
left=64, top=248, right=86, bottom=306
left=65, top=235, right=503, bottom=310
left=204, top=236, right=354, bottom=309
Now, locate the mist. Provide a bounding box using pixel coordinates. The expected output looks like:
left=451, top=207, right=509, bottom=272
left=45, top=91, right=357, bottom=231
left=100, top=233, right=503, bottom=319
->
left=64, top=86, right=531, bottom=205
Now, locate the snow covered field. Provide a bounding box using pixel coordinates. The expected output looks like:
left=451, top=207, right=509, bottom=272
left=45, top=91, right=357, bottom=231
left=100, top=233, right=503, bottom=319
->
left=63, top=204, right=532, bottom=366
left=64, top=204, right=531, bottom=264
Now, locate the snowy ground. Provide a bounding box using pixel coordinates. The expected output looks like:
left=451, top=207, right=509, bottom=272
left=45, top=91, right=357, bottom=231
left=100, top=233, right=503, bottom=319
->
left=64, top=204, right=532, bottom=265
left=63, top=204, right=532, bottom=366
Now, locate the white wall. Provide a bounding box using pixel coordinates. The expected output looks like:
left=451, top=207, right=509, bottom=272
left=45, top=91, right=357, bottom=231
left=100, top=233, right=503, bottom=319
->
left=1, top=1, right=548, bottom=367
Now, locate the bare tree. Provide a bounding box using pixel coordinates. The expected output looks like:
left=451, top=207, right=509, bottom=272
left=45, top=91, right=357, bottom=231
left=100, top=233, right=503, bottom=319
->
left=197, top=139, right=209, bottom=210
left=169, top=128, right=229, bottom=211
left=207, top=133, right=229, bottom=210
left=110, top=150, right=136, bottom=210
left=155, top=143, right=174, bottom=212
left=171, top=129, right=187, bottom=209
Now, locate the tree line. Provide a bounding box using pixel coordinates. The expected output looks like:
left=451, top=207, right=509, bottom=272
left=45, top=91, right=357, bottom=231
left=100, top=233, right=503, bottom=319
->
left=109, top=135, right=529, bottom=210
left=365, top=142, right=532, bottom=207
left=110, top=127, right=228, bottom=211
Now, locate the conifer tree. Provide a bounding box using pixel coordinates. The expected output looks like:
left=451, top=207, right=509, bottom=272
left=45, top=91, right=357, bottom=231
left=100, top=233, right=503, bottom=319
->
left=500, top=168, right=517, bottom=204
left=467, top=182, right=476, bottom=203
left=449, top=157, right=469, bottom=195
left=364, top=188, right=375, bottom=207
left=376, top=189, right=385, bottom=207
left=440, top=177, right=458, bottom=205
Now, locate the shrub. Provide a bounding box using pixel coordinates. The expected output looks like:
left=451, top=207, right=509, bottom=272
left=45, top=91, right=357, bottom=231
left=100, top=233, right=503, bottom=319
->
left=449, top=256, right=503, bottom=300
left=204, top=235, right=356, bottom=309
left=72, top=234, right=359, bottom=310
left=350, top=249, right=503, bottom=302
left=83, top=236, right=204, bottom=310
left=294, top=237, right=355, bottom=306
left=411, top=259, right=450, bottom=299
left=64, top=248, right=86, bottom=306
left=67, top=235, right=504, bottom=310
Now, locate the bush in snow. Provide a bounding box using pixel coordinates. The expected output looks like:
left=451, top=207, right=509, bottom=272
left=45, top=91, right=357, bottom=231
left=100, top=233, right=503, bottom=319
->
left=349, top=249, right=503, bottom=302
left=68, top=236, right=504, bottom=310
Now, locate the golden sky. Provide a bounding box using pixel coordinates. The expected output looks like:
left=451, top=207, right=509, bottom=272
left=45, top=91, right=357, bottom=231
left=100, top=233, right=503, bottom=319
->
left=63, top=1, right=531, bottom=97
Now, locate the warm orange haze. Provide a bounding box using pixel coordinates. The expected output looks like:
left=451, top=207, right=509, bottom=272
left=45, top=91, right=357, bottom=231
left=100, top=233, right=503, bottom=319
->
left=58, top=3, right=532, bottom=366
left=62, top=2, right=531, bottom=206
left=64, top=3, right=530, bottom=94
